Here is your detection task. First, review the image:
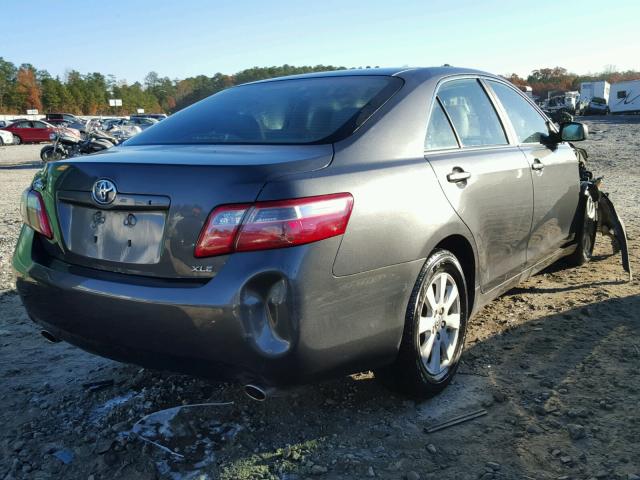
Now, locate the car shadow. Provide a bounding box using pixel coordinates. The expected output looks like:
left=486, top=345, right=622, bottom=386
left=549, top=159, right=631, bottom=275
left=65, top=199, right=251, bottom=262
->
left=506, top=278, right=625, bottom=295
left=11, top=289, right=640, bottom=478
left=0, top=161, right=41, bottom=170
left=224, top=294, right=640, bottom=477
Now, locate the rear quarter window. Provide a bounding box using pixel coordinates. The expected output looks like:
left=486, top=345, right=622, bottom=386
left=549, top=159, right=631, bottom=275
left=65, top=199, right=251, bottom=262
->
left=425, top=101, right=459, bottom=150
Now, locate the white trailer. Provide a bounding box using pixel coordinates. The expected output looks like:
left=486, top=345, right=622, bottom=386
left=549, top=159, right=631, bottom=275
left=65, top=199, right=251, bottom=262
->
left=580, top=81, right=610, bottom=104
left=609, top=80, right=640, bottom=114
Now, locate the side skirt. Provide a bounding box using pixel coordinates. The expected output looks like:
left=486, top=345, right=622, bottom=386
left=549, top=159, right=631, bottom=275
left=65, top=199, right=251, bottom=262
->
left=470, top=244, right=576, bottom=317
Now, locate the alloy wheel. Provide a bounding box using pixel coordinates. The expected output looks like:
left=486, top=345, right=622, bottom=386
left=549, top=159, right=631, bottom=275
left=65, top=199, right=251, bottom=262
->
left=417, top=272, right=461, bottom=379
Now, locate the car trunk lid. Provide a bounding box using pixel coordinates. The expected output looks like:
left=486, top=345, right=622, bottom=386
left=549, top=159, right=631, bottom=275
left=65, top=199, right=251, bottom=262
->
left=39, top=144, right=333, bottom=279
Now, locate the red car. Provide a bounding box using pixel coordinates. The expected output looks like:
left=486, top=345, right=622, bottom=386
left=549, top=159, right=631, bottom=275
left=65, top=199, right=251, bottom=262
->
left=1, top=120, right=57, bottom=144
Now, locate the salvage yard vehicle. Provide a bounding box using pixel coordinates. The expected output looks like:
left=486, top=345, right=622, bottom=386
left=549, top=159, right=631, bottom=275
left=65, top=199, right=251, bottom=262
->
left=1, top=119, right=59, bottom=144
left=584, top=97, right=609, bottom=115
left=0, top=128, right=14, bottom=145
left=13, top=68, right=630, bottom=400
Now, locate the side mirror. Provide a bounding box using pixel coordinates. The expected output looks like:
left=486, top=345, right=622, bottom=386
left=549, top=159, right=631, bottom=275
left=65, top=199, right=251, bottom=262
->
left=560, top=122, right=588, bottom=142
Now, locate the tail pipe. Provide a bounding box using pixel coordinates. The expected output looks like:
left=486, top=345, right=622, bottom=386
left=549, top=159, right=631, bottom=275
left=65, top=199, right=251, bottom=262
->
left=40, top=330, right=60, bottom=343
left=243, top=384, right=274, bottom=402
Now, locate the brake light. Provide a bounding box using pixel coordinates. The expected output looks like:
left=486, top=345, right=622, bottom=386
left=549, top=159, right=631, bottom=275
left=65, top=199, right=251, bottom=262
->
left=20, top=189, right=53, bottom=239
left=194, top=193, right=353, bottom=258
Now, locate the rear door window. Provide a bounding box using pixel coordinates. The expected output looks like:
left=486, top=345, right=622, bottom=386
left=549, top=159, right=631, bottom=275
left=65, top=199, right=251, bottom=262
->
left=425, top=101, right=459, bottom=150
left=487, top=80, right=549, bottom=144
left=437, top=79, right=507, bottom=147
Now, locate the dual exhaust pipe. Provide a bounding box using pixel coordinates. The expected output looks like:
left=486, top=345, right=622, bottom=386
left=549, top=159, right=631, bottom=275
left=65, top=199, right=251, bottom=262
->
left=40, top=330, right=272, bottom=402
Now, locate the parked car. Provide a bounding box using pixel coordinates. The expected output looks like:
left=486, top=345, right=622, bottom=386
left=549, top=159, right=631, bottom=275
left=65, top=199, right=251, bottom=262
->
left=0, top=129, right=14, bottom=145
left=127, top=116, right=159, bottom=129
left=0, top=120, right=11, bottom=128
left=45, top=113, right=82, bottom=124
left=1, top=120, right=58, bottom=144
left=584, top=97, right=609, bottom=115
left=13, top=67, right=622, bottom=400
left=130, top=113, right=168, bottom=121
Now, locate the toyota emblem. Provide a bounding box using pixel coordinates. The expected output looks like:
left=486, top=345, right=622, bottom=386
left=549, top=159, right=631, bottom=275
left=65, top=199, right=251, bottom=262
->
left=92, top=179, right=117, bottom=205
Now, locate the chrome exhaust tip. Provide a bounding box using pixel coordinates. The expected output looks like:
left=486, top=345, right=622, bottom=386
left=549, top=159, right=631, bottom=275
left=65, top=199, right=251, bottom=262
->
left=40, top=330, right=60, bottom=343
left=244, top=384, right=269, bottom=402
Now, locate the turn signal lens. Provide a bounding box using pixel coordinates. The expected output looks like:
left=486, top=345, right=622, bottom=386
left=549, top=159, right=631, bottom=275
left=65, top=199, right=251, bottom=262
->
left=20, top=189, right=53, bottom=239
left=194, top=193, right=353, bottom=258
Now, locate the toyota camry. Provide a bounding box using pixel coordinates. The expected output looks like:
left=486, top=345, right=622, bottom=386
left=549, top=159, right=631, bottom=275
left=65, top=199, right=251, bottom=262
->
left=14, top=67, right=610, bottom=398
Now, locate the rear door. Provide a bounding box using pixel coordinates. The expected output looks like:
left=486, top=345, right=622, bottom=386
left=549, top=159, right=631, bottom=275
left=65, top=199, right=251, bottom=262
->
left=485, top=80, right=579, bottom=267
left=426, top=78, right=534, bottom=292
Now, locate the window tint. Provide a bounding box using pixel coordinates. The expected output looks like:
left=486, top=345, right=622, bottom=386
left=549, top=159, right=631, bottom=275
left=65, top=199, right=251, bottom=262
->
left=16, top=122, right=31, bottom=128
left=32, top=121, right=47, bottom=128
left=127, top=76, right=403, bottom=146
left=437, top=79, right=507, bottom=147
left=425, top=101, right=458, bottom=150
left=488, top=81, right=549, bottom=144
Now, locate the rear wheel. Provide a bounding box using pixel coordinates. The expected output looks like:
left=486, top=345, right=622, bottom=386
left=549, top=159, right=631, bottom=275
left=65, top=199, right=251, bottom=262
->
left=377, top=249, right=468, bottom=398
left=566, top=191, right=597, bottom=266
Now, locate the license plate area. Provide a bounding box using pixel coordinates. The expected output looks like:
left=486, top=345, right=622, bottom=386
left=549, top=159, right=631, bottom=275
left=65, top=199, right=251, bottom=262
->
left=57, top=203, right=166, bottom=264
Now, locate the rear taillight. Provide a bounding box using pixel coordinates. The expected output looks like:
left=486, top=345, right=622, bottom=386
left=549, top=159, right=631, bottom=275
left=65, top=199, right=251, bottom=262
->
left=194, top=193, right=353, bottom=258
left=20, top=189, right=53, bottom=239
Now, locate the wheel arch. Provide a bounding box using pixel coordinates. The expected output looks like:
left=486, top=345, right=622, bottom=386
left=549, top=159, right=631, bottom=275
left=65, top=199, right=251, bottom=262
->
left=434, top=234, right=477, bottom=314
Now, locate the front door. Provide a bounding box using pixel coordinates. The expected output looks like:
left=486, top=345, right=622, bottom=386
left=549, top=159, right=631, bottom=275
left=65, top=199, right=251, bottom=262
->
left=485, top=80, right=580, bottom=267
left=31, top=121, right=52, bottom=142
left=425, top=78, right=534, bottom=292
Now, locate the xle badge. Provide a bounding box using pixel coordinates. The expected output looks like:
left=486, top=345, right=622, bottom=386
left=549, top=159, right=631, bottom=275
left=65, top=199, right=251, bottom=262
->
left=191, top=265, right=213, bottom=273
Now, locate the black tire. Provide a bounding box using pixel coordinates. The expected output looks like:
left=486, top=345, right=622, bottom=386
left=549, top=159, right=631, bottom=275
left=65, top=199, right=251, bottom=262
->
left=376, top=249, right=469, bottom=398
left=13, top=135, right=21, bottom=145
left=566, top=191, right=597, bottom=266
left=41, top=146, right=63, bottom=162
left=0, top=137, right=4, bottom=146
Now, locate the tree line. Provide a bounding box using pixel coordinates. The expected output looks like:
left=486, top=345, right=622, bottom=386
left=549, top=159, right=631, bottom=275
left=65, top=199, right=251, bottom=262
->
left=506, top=66, right=640, bottom=99
left=0, top=59, right=346, bottom=115
left=1, top=58, right=639, bottom=115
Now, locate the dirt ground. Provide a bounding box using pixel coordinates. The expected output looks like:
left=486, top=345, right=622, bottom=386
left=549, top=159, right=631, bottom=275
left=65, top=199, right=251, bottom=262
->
left=0, top=118, right=639, bottom=480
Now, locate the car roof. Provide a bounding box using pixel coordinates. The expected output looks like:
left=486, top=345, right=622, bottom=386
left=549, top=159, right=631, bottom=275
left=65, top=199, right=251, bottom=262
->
left=245, top=66, right=502, bottom=85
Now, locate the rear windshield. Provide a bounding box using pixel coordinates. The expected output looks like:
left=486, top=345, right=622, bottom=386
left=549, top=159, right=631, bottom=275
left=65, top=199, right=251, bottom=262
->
left=126, top=76, right=403, bottom=146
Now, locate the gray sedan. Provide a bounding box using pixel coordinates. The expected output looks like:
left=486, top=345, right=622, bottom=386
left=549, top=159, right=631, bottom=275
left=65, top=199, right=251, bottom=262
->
left=13, top=67, right=597, bottom=399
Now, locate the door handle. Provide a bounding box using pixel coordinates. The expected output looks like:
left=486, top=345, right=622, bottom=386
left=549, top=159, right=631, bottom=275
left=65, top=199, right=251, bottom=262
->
left=531, top=159, right=545, bottom=171
left=447, top=170, right=472, bottom=183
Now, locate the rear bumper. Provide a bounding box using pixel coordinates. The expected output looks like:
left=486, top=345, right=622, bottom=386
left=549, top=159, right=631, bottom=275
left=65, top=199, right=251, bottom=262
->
left=14, top=227, right=420, bottom=386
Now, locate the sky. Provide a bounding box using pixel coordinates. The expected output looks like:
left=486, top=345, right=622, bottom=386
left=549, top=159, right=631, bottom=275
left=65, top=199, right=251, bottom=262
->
left=2, top=0, right=639, bottom=83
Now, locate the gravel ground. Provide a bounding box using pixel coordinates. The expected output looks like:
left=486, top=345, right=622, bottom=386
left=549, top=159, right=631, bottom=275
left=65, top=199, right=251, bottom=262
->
left=0, top=119, right=639, bottom=480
